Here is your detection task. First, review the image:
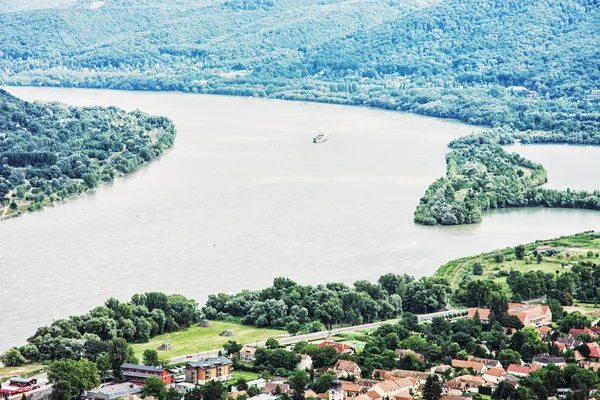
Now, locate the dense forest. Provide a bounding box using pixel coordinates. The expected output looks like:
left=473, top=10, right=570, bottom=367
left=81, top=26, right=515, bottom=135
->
left=0, top=89, right=176, bottom=218
left=414, top=130, right=600, bottom=225
left=0, top=0, right=599, bottom=135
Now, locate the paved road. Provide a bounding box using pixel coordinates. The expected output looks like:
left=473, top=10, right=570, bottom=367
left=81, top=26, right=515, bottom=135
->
left=169, top=309, right=467, bottom=364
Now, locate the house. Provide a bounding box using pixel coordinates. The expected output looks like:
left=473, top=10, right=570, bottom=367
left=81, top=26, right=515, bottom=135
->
left=532, top=354, right=566, bottom=367
left=443, top=376, right=485, bottom=396
left=482, top=367, right=506, bottom=384
left=333, top=360, right=362, bottom=378
left=318, top=341, right=356, bottom=355
left=440, top=396, right=470, bottom=400
left=367, top=378, right=417, bottom=399
left=372, top=369, right=394, bottom=380
left=574, top=351, right=587, bottom=362
left=555, top=337, right=582, bottom=350
left=467, top=356, right=502, bottom=369
left=537, top=326, right=552, bottom=338
left=239, top=346, right=257, bottom=363
left=587, top=342, right=600, bottom=359
left=341, top=381, right=361, bottom=398
left=451, top=359, right=487, bottom=374
left=389, top=370, right=432, bottom=384
left=262, top=383, right=291, bottom=395
left=579, top=360, right=600, bottom=372
left=569, top=327, right=600, bottom=340
left=304, top=390, right=319, bottom=399
left=506, top=364, right=540, bottom=378
left=395, top=349, right=424, bottom=363
left=431, top=365, right=453, bottom=374
left=467, top=304, right=552, bottom=327
left=122, top=363, right=174, bottom=384
left=247, top=379, right=267, bottom=390
left=297, top=354, right=313, bottom=370
left=85, top=383, right=142, bottom=400
left=185, top=356, right=233, bottom=384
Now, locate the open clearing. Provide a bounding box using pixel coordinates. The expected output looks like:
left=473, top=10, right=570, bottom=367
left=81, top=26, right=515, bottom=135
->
left=131, top=321, right=284, bottom=358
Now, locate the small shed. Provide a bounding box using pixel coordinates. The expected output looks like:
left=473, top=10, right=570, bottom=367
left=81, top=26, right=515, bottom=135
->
left=157, top=342, right=174, bottom=351
left=199, top=320, right=213, bottom=328
left=220, top=329, right=235, bottom=337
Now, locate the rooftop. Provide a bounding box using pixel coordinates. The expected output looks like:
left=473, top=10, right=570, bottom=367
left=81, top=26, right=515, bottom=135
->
left=188, top=356, right=233, bottom=369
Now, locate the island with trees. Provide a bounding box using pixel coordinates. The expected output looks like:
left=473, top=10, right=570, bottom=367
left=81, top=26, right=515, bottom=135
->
left=413, top=129, right=600, bottom=225
left=0, top=89, right=176, bottom=219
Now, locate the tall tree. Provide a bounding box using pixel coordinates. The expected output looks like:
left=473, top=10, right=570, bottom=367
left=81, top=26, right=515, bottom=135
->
left=423, top=375, right=442, bottom=400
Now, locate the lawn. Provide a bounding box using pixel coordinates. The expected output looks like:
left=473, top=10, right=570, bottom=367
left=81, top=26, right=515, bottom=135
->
left=231, top=370, right=261, bottom=381
left=131, top=321, right=284, bottom=359
left=0, top=364, right=45, bottom=382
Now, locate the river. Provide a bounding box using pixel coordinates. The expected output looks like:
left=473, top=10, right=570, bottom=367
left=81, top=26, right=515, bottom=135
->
left=2, top=87, right=600, bottom=351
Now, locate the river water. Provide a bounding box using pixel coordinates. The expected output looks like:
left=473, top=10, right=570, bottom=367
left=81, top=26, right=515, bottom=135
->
left=1, top=87, right=600, bottom=351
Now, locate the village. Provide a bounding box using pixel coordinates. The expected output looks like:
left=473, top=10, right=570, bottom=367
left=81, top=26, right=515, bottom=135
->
left=4, top=299, right=600, bottom=400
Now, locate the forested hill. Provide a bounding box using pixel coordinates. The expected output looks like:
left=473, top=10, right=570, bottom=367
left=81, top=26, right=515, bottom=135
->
left=0, top=89, right=176, bottom=218
left=1, top=0, right=599, bottom=133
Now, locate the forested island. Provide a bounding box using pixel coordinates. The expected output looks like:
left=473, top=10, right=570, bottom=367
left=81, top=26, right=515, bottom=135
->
left=0, top=89, right=176, bottom=218
left=413, top=130, right=600, bottom=225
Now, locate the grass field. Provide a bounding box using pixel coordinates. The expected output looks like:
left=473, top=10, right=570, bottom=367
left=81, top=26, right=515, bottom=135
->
left=437, top=231, right=600, bottom=291
left=131, top=321, right=284, bottom=358
left=0, top=364, right=44, bottom=382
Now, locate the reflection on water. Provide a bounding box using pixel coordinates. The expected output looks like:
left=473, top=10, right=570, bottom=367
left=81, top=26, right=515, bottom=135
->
left=1, top=87, right=600, bottom=351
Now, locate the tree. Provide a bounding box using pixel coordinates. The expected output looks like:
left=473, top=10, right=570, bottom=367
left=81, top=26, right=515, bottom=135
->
left=223, top=341, right=243, bottom=356
left=143, top=349, right=161, bottom=366
left=288, top=370, right=310, bottom=400
left=266, top=337, right=280, bottom=349
left=285, top=321, right=302, bottom=335
left=142, top=376, right=167, bottom=400
left=515, top=244, right=526, bottom=260
left=498, top=349, right=521, bottom=369
left=108, top=338, right=137, bottom=379
left=96, top=354, right=112, bottom=380
left=472, top=260, right=484, bottom=276
left=47, top=359, right=100, bottom=400
left=422, top=375, right=442, bottom=400
left=493, top=253, right=505, bottom=263
left=0, top=348, right=26, bottom=367
left=200, top=380, right=224, bottom=400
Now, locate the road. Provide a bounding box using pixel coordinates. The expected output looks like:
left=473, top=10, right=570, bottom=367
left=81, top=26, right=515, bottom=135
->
left=169, top=309, right=467, bottom=364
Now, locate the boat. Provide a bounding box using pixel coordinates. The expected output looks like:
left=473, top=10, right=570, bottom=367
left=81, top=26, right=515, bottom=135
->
left=313, top=133, right=329, bottom=143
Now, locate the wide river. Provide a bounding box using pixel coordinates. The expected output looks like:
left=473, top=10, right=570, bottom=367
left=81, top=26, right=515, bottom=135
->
left=2, top=87, right=600, bottom=351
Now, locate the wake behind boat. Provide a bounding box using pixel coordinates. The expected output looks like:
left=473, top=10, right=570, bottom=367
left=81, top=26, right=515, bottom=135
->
left=313, top=133, right=329, bottom=143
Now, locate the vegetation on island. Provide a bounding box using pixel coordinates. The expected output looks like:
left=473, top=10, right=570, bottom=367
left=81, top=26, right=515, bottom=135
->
left=0, top=89, right=176, bottom=218
left=414, top=130, right=600, bottom=225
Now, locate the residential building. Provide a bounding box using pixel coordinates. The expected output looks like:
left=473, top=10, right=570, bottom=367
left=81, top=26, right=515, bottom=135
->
left=443, top=376, right=485, bottom=396
left=297, top=354, right=313, bottom=371
left=467, top=303, right=551, bottom=327
left=247, top=379, right=267, bottom=390
left=451, top=359, right=487, bottom=374
left=9, top=377, right=37, bottom=387
left=372, top=369, right=394, bottom=380
left=333, top=360, right=362, bottom=378
left=85, top=383, right=142, bottom=400
left=467, top=356, right=502, bottom=369
left=506, top=364, right=540, bottom=378
left=395, top=349, right=424, bottom=363
left=555, top=337, right=582, bottom=350
left=587, top=342, right=600, bottom=359
left=532, top=354, right=566, bottom=368
left=482, top=367, right=506, bottom=384
left=341, top=381, right=361, bottom=398
left=569, top=327, right=600, bottom=339
left=318, top=341, right=357, bottom=355
left=390, top=370, right=432, bottom=384
left=121, top=364, right=174, bottom=384
left=579, top=361, right=600, bottom=372
left=262, top=383, right=290, bottom=395
left=185, top=356, right=233, bottom=384
left=367, top=378, right=416, bottom=399
left=239, top=346, right=257, bottom=363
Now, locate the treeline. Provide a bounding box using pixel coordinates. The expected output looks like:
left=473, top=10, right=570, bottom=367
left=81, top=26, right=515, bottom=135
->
left=414, top=129, right=600, bottom=226
left=16, top=292, right=201, bottom=362
left=203, top=275, right=451, bottom=331
left=0, top=89, right=176, bottom=215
